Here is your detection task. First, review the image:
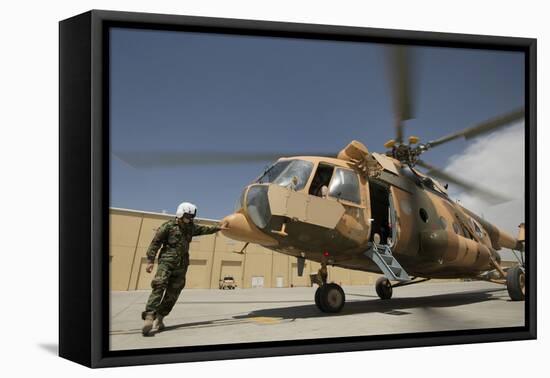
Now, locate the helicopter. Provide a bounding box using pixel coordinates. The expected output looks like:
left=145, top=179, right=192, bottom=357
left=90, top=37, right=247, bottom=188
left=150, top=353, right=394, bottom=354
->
left=118, top=46, right=526, bottom=313
left=217, top=46, right=526, bottom=313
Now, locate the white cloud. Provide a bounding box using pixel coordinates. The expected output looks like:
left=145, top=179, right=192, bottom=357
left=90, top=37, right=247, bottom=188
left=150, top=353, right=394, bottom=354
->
left=443, top=122, right=525, bottom=260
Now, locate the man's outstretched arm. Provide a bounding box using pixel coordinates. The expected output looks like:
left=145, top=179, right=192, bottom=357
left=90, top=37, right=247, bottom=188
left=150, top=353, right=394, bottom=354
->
left=193, top=221, right=228, bottom=237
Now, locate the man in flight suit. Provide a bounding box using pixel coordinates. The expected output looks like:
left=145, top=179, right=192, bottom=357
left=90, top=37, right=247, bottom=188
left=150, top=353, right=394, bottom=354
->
left=141, top=202, right=225, bottom=336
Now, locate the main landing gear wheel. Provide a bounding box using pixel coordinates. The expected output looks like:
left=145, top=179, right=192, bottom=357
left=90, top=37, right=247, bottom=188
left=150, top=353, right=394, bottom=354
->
left=375, top=277, right=393, bottom=300
left=506, top=265, right=525, bottom=301
left=315, top=283, right=346, bottom=313
left=314, top=287, right=322, bottom=310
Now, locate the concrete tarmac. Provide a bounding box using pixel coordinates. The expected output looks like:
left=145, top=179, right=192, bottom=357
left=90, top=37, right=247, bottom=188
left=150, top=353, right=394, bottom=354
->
left=110, top=281, right=525, bottom=351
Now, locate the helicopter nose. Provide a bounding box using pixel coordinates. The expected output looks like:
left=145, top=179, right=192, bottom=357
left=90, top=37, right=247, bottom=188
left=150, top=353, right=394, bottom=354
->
left=220, top=212, right=277, bottom=246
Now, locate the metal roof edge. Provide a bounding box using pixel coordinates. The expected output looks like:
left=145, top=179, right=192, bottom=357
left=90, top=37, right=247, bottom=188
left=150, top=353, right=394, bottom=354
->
left=109, top=207, right=220, bottom=223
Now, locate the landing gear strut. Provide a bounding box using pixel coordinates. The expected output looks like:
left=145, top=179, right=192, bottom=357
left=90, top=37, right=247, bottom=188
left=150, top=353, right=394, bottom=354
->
left=487, top=256, right=525, bottom=302
left=314, top=257, right=346, bottom=313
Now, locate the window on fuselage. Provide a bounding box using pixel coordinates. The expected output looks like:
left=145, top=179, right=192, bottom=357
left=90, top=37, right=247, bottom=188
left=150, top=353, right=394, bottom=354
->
left=328, top=168, right=361, bottom=204
left=256, top=159, right=313, bottom=191
left=308, top=164, right=335, bottom=197
left=471, top=219, right=484, bottom=239
left=256, top=160, right=291, bottom=184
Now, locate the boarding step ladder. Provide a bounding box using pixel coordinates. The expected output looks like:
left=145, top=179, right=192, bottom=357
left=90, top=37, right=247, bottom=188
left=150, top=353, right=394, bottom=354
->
left=364, top=242, right=410, bottom=282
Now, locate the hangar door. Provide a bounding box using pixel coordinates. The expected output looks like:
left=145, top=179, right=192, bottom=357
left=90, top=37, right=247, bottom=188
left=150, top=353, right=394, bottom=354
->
left=136, top=257, right=153, bottom=290
left=291, top=262, right=309, bottom=287
left=185, top=259, right=209, bottom=288
left=135, top=258, right=209, bottom=290
left=220, top=260, right=242, bottom=288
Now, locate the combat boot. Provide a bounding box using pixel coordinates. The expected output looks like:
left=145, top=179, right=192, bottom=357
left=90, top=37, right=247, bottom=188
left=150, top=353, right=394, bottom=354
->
left=142, top=312, right=155, bottom=336
left=154, top=315, right=165, bottom=331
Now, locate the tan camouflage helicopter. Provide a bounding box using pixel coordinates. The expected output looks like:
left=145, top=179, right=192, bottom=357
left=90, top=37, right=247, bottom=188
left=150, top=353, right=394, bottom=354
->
left=216, top=46, right=526, bottom=313
left=119, top=46, right=526, bottom=313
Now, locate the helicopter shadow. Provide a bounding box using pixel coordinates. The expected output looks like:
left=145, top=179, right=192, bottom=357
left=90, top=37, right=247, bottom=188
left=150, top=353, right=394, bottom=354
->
left=233, top=287, right=507, bottom=320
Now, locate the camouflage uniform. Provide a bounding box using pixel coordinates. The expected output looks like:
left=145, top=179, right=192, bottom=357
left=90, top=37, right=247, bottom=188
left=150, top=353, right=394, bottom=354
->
left=142, top=219, right=220, bottom=319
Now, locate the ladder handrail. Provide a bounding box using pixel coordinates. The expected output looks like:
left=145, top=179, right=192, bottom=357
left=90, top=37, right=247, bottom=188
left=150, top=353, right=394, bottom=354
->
left=365, top=242, right=410, bottom=282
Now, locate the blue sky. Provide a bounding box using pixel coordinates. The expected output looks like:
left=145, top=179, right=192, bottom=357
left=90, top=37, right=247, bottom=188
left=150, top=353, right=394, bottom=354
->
left=109, top=27, right=524, bottom=221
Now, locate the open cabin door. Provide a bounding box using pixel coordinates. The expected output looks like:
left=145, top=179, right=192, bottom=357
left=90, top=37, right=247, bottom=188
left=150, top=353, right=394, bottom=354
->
left=368, top=180, right=392, bottom=245
left=388, top=185, right=419, bottom=256
left=388, top=190, right=398, bottom=246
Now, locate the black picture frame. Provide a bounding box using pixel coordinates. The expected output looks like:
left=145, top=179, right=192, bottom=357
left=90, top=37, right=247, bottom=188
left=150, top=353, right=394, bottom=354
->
left=59, top=9, right=537, bottom=368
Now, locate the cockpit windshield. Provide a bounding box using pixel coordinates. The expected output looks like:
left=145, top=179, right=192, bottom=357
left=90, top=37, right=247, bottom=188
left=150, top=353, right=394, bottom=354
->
left=256, top=159, right=314, bottom=191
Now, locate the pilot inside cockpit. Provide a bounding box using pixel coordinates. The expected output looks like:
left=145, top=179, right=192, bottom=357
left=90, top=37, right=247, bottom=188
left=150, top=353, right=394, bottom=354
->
left=309, top=164, right=334, bottom=198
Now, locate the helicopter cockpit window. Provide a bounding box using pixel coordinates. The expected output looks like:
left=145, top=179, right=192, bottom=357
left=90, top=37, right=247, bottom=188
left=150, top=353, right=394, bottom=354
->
left=328, top=168, right=361, bottom=204
left=256, top=159, right=313, bottom=191
left=309, top=164, right=335, bottom=197
left=256, top=160, right=291, bottom=184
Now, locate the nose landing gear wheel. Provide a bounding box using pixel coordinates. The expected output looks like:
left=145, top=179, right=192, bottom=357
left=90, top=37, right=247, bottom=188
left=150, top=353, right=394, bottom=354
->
left=314, top=283, right=345, bottom=313
left=375, top=277, right=393, bottom=300
left=506, top=265, right=525, bottom=301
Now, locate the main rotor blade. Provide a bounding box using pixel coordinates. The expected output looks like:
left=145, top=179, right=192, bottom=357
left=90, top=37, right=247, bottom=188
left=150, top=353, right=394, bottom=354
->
left=114, top=151, right=333, bottom=168
left=427, top=107, right=524, bottom=149
left=415, top=160, right=511, bottom=205
left=386, top=46, right=415, bottom=143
